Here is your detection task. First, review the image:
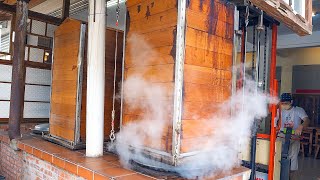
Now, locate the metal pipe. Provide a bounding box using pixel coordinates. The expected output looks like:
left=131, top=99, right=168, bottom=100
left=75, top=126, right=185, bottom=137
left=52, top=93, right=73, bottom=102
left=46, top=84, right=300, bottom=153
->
left=250, top=123, right=257, bottom=180
left=269, top=24, right=277, bottom=96
left=8, top=0, right=29, bottom=140
left=86, top=0, right=106, bottom=157
left=268, top=24, right=278, bottom=180
left=240, top=26, right=246, bottom=88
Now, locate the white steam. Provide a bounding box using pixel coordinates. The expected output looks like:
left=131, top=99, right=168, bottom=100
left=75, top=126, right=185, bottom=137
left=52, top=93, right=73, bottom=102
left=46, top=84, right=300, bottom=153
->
left=109, top=34, right=276, bottom=179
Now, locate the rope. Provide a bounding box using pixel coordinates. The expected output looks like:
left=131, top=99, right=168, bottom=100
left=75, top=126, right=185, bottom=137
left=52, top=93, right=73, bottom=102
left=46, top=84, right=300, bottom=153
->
left=109, top=0, right=121, bottom=143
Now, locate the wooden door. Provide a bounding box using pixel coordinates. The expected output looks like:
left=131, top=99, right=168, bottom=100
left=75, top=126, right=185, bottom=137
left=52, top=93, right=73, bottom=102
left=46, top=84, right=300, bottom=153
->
left=50, top=19, right=83, bottom=142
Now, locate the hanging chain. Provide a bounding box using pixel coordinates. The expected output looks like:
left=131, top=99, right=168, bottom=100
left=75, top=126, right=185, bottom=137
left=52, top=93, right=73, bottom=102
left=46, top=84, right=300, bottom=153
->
left=115, top=0, right=120, bottom=27
left=110, top=0, right=121, bottom=143
left=251, top=25, right=256, bottom=80
left=262, top=27, right=267, bottom=91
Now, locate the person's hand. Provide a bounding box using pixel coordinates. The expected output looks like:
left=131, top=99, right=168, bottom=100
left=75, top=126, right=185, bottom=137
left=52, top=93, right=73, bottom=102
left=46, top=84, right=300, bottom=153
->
left=295, top=125, right=303, bottom=136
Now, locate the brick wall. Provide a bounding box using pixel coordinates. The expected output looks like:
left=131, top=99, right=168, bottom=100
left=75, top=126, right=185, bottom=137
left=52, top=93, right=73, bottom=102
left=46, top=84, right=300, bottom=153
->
left=0, top=142, right=83, bottom=180
left=0, top=142, right=23, bottom=179
left=0, top=123, right=40, bottom=134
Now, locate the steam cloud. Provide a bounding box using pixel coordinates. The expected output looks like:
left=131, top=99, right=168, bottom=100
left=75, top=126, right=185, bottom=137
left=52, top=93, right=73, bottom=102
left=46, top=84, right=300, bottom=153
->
left=109, top=34, right=275, bottom=179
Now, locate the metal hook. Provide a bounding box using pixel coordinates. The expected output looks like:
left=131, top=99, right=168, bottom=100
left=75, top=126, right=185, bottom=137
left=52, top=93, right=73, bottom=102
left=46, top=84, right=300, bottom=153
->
left=256, top=10, right=264, bottom=31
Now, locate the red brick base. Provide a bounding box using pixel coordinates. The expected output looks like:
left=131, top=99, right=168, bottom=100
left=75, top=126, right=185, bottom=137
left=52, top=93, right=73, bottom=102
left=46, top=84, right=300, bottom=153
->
left=0, top=142, right=82, bottom=180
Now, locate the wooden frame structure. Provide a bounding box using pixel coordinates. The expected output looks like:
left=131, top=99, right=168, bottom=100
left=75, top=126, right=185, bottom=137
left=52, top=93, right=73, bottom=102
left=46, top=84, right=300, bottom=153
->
left=249, top=0, right=313, bottom=36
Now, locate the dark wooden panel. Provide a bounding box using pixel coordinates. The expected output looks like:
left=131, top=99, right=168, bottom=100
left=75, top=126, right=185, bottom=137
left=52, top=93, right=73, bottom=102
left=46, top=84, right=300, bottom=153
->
left=80, top=28, right=124, bottom=141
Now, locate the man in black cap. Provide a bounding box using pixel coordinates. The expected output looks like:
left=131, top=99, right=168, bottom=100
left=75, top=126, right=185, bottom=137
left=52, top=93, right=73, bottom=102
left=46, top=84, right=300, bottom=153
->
left=277, top=93, right=310, bottom=180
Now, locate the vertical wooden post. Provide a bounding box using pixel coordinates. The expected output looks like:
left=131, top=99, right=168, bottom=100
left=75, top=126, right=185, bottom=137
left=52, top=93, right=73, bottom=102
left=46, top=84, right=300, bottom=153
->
left=86, top=0, right=106, bottom=157
left=8, top=0, right=29, bottom=140
left=305, top=0, right=312, bottom=26
left=62, top=0, right=70, bottom=21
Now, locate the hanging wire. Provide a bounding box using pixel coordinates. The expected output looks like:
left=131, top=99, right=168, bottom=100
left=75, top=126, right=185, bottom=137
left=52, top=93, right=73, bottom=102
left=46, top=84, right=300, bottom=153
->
left=110, top=0, right=121, bottom=143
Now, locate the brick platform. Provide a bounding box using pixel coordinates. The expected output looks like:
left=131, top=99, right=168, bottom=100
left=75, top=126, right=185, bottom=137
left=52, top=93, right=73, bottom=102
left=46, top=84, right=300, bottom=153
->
left=0, top=132, right=250, bottom=180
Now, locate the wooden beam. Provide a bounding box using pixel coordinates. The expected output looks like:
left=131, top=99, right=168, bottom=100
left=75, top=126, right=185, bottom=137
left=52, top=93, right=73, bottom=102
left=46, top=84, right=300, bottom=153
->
left=3, top=0, right=47, bottom=8
left=0, top=59, right=12, bottom=65
left=29, top=0, right=47, bottom=8
left=25, top=61, right=51, bottom=69
left=0, top=15, right=12, bottom=21
left=249, top=0, right=312, bottom=36
left=8, top=0, right=29, bottom=140
left=3, top=0, right=16, bottom=5
left=305, top=0, right=312, bottom=26
left=0, top=60, right=52, bottom=70
left=61, top=0, right=70, bottom=21
left=0, top=2, right=62, bottom=25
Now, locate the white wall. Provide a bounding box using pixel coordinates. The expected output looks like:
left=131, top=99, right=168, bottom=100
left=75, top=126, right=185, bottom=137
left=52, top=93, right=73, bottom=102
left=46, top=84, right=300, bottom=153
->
left=278, top=31, right=320, bottom=49
left=277, top=47, right=320, bottom=93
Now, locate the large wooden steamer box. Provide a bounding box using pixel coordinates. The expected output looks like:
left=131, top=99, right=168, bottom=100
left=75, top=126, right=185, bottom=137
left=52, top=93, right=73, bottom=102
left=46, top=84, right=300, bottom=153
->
left=47, top=18, right=123, bottom=149
left=123, top=0, right=234, bottom=165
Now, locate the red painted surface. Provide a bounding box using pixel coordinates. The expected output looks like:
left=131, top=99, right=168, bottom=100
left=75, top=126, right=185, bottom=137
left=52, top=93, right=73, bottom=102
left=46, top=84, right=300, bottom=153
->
left=268, top=24, right=278, bottom=180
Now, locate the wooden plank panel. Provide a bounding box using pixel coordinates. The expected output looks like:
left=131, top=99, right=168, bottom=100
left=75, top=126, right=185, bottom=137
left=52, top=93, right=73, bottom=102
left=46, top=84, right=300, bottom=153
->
left=50, top=102, right=76, bottom=121
left=185, top=27, right=233, bottom=55
left=126, top=0, right=145, bottom=8
left=182, top=101, right=218, bottom=120
left=54, top=18, right=81, bottom=37
left=185, top=46, right=214, bottom=68
left=125, top=64, right=174, bottom=83
left=188, top=0, right=228, bottom=22
left=183, top=64, right=213, bottom=85
left=50, top=69, right=78, bottom=81
left=122, top=114, right=173, bottom=151
left=51, top=80, right=77, bottom=93
left=50, top=115, right=76, bottom=129
left=50, top=124, right=75, bottom=141
left=125, top=54, right=174, bottom=68
left=214, top=53, right=233, bottom=70
left=51, top=94, right=76, bottom=105
left=123, top=103, right=173, bottom=119
left=179, top=1, right=234, bottom=154
left=183, top=83, right=213, bottom=102
left=50, top=19, right=81, bottom=141
left=129, top=8, right=177, bottom=34
left=128, top=0, right=177, bottom=22
left=126, top=26, right=176, bottom=53
left=180, top=136, right=213, bottom=153
left=181, top=119, right=215, bottom=139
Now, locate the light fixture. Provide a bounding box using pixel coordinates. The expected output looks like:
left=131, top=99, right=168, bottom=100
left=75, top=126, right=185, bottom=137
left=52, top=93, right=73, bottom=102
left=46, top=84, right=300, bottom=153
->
left=312, top=12, right=316, bottom=17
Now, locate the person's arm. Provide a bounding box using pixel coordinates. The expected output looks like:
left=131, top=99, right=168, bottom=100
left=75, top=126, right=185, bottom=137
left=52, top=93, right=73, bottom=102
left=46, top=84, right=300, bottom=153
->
left=295, top=108, right=310, bottom=135
left=295, top=117, right=310, bottom=135
left=301, top=117, right=310, bottom=128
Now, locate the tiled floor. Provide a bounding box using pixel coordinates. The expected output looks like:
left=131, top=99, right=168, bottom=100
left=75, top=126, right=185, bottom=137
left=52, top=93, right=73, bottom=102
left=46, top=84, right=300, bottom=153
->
left=297, top=156, right=320, bottom=180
